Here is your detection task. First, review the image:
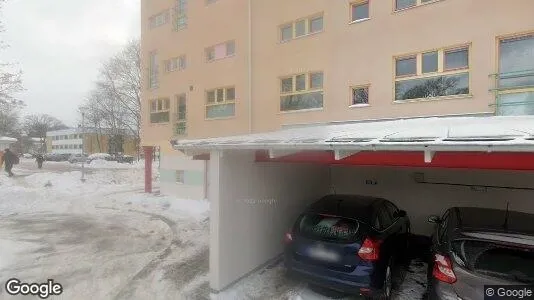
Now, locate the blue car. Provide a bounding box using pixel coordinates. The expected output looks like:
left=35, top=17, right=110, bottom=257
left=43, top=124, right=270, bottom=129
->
left=284, top=194, right=411, bottom=299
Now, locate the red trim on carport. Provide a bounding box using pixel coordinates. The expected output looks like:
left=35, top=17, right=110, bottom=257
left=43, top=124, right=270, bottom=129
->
left=254, top=150, right=534, bottom=171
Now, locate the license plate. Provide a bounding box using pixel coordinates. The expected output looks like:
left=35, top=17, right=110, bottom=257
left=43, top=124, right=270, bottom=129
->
left=308, top=247, right=339, bottom=262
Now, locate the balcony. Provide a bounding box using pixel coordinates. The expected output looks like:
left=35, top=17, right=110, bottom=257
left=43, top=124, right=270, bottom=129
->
left=174, top=112, right=186, bottom=121
left=489, top=70, right=534, bottom=116
left=175, top=122, right=186, bottom=136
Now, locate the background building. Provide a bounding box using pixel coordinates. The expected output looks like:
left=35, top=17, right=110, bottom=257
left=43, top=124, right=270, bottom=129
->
left=0, top=137, right=17, bottom=151
left=46, top=128, right=137, bottom=156
left=140, top=0, right=534, bottom=199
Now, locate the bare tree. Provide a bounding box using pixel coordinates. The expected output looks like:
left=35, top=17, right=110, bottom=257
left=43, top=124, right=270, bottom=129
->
left=0, top=100, right=20, bottom=136
left=0, top=0, right=24, bottom=106
left=22, top=114, right=68, bottom=138
left=79, top=40, right=141, bottom=158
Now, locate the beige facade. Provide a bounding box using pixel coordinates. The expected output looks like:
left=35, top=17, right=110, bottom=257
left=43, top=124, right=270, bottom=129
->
left=141, top=0, right=534, bottom=198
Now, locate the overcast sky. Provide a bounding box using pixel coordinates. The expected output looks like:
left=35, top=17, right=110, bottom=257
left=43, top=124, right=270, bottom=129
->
left=2, top=0, right=140, bottom=127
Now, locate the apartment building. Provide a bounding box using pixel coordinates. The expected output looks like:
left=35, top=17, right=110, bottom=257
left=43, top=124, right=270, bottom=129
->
left=141, top=0, right=534, bottom=199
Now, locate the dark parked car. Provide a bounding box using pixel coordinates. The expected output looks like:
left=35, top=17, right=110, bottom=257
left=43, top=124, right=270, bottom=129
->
left=44, top=153, right=70, bottom=162
left=116, top=154, right=134, bottom=164
left=284, top=194, right=411, bottom=299
left=426, top=207, right=534, bottom=299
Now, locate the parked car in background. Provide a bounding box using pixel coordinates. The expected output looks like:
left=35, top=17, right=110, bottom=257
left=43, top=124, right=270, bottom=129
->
left=115, top=154, right=134, bottom=164
left=44, top=153, right=70, bottom=162
left=426, top=207, right=534, bottom=300
left=86, top=153, right=113, bottom=164
left=68, top=153, right=88, bottom=163
left=22, top=153, right=33, bottom=159
left=284, top=194, right=411, bottom=299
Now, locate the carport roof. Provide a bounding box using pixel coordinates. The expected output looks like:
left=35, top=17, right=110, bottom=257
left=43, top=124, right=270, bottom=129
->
left=171, top=116, right=534, bottom=154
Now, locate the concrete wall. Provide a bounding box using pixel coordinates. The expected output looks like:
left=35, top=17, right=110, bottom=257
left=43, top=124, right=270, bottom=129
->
left=331, top=166, right=534, bottom=235
left=159, top=152, right=206, bottom=200
left=209, top=150, right=329, bottom=292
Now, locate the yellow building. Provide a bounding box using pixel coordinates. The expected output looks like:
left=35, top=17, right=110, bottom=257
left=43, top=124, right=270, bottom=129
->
left=140, top=0, right=534, bottom=199
left=46, top=128, right=137, bottom=157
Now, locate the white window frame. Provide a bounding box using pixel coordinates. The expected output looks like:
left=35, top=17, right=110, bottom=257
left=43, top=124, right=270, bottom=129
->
left=205, top=86, right=236, bottom=119
left=279, top=13, right=324, bottom=43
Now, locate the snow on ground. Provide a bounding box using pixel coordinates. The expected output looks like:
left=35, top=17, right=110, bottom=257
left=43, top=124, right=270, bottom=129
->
left=1, top=160, right=428, bottom=300
left=0, top=161, right=210, bottom=300
left=85, top=159, right=145, bottom=169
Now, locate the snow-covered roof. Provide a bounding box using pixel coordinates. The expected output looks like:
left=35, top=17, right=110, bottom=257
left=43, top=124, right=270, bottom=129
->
left=0, top=137, right=18, bottom=142
left=171, top=116, right=534, bottom=154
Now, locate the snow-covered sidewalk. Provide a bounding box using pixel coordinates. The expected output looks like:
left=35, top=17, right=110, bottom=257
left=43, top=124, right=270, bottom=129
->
left=0, top=166, right=210, bottom=300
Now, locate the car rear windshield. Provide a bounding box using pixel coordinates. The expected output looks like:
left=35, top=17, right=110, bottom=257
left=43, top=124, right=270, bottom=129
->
left=297, top=214, right=360, bottom=243
left=452, top=240, right=534, bottom=283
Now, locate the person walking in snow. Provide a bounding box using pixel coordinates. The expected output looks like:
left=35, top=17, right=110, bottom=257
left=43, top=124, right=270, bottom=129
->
left=36, top=154, right=44, bottom=169
left=3, top=148, right=16, bottom=177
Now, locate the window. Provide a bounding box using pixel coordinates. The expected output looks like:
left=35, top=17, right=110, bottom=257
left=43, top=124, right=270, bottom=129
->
left=295, top=20, right=306, bottom=37
left=298, top=213, right=360, bottom=243
left=451, top=240, right=534, bottom=280
left=309, top=16, right=323, bottom=34
left=422, top=51, right=438, bottom=73
left=149, top=98, right=170, bottom=123
left=351, top=1, right=369, bottom=22
left=377, top=204, right=393, bottom=230
left=395, top=0, right=438, bottom=10
left=437, top=210, right=450, bottom=243
left=495, top=34, right=534, bottom=116
left=173, top=0, right=188, bottom=30
left=396, top=56, right=417, bottom=77
left=351, top=86, right=369, bottom=105
left=384, top=201, right=399, bottom=220
left=149, top=10, right=170, bottom=29
left=176, top=170, right=185, bottom=184
left=175, top=94, right=187, bottom=135
left=395, top=0, right=416, bottom=10
left=444, top=48, right=468, bottom=71
left=280, top=25, right=293, bottom=42
left=280, top=72, right=324, bottom=112
left=279, top=14, right=323, bottom=42
left=148, top=51, right=158, bottom=89
left=394, top=45, right=470, bottom=101
left=165, top=55, right=186, bottom=72
left=206, top=86, right=236, bottom=119
left=206, top=40, right=236, bottom=62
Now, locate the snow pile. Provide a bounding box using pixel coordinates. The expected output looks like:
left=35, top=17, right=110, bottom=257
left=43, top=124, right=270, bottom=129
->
left=21, top=169, right=143, bottom=197
left=85, top=159, right=147, bottom=169
left=0, top=239, right=42, bottom=270
left=109, top=193, right=210, bottom=220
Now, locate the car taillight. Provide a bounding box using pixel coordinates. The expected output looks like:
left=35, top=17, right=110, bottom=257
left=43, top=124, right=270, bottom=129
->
left=432, top=253, right=457, bottom=284
left=358, top=238, right=381, bottom=261
left=283, top=232, right=293, bottom=244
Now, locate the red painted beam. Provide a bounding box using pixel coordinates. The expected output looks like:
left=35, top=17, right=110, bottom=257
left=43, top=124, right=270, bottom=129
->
left=254, top=150, right=534, bottom=171
left=143, top=146, right=154, bottom=193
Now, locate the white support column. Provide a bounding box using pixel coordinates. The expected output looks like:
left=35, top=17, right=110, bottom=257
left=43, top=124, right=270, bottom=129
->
left=268, top=149, right=299, bottom=159
left=209, top=150, right=222, bottom=291
left=424, top=150, right=435, bottom=163
left=334, top=150, right=359, bottom=160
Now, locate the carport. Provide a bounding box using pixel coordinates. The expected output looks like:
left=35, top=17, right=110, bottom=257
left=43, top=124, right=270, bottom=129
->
left=171, top=115, right=534, bottom=294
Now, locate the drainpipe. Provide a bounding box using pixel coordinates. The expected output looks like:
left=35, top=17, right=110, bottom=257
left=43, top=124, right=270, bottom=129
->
left=247, top=0, right=252, bottom=133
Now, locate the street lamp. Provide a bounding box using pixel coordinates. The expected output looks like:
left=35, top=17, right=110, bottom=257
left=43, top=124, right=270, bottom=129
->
left=81, top=111, right=86, bottom=183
